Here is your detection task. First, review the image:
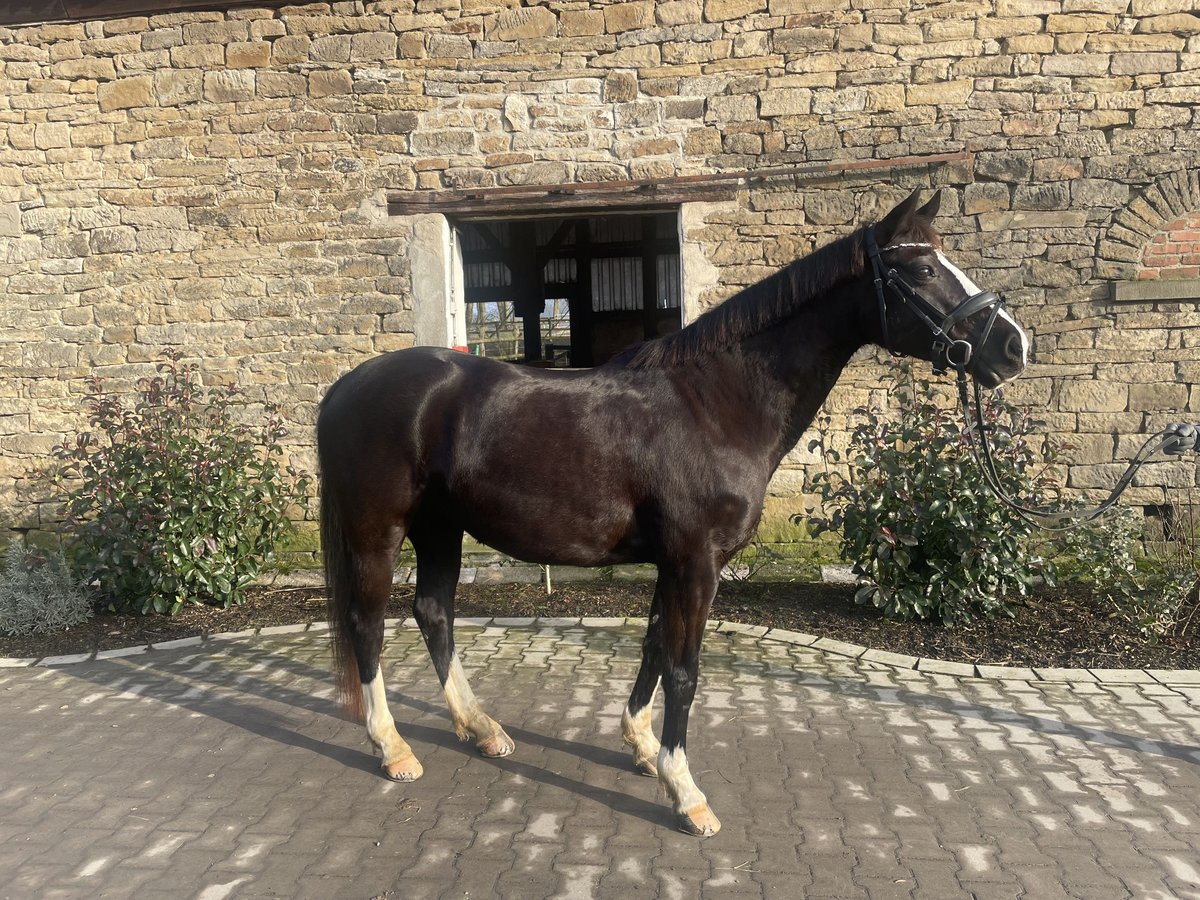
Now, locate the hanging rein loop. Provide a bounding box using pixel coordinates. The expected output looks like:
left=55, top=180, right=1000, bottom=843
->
left=953, top=373, right=1194, bottom=531
left=864, top=226, right=1200, bottom=531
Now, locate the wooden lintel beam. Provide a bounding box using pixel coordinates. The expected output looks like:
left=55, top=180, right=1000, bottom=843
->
left=387, top=151, right=973, bottom=218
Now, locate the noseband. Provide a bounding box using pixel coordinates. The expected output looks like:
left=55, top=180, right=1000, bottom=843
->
left=864, top=226, right=1005, bottom=375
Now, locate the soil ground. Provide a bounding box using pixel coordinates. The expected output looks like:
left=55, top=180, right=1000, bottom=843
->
left=4, top=580, right=1198, bottom=670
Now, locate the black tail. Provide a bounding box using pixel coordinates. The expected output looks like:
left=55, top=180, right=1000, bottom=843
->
left=320, top=465, right=365, bottom=721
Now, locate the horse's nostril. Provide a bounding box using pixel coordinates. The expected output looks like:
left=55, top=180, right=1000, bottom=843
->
left=1004, top=332, right=1023, bottom=362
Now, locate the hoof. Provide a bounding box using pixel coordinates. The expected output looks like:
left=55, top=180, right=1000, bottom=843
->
left=382, top=753, right=424, bottom=782
left=676, top=803, right=721, bottom=837
left=477, top=727, right=515, bottom=758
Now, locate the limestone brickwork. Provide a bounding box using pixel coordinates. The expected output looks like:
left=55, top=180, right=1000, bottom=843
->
left=1, top=0, right=1199, bottom=541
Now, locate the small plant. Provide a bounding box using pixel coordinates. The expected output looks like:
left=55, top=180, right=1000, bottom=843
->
left=805, top=362, right=1063, bottom=623
left=47, top=352, right=311, bottom=615
left=0, top=543, right=93, bottom=636
left=723, top=538, right=794, bottom=582
left=1057, top=503, right=1200, bottom=635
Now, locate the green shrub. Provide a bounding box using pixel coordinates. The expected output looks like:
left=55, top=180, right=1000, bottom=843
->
left=806, top=362, right=1063, bottom=623
left=1057, top=504, right=1199, bottom=635
left=47, top=353, right=311, bottom=615
left=0, top=543, right=93, bottom=636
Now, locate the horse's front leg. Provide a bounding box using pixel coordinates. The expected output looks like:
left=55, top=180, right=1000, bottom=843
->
left=411, top=528, right=515, bottom=758
left=622, top=588, right=663, bottom=776
left=656, top=561, right=722, bottom=836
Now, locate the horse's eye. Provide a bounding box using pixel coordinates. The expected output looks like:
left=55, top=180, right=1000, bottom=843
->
left=915, top=265, right=936, bottom=280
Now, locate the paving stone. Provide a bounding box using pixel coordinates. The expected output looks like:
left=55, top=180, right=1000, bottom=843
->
left=94, top=645, right=149, bottom=660
left=1148, top=669, right=1200, bottom=685
left=861, top=648, right=919, bottom=669
left=257, top=623, right=309, bottom=636
left=975, top=664, right=1038, bottom=681
left=207, top=628, right=257, bottom=641
left=762, top=628, right=818, bottom=646
left=1087, top=668, right=1157, bottom=684
left=150, top=636, right=204, bottom=651
left=917, top=657, right=975, bottom=676
left=3, top=623, right=1199, bottom=898
left=812, top=637, right=866, bottom=658
left=39, top=651, right=94, bottom=665
left=1034, top=668, right=1099, bottom=682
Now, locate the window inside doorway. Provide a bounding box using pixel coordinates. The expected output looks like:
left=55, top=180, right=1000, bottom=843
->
left=456, top=211, right=682, bottom=368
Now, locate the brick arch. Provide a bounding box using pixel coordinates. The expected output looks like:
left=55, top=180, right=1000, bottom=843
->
left=1096, top=168, right=1200, bottom=281
left=1140, top=212, right=1200, bottom=281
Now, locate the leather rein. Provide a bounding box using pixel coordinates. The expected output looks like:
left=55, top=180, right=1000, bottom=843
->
left=864, top=226, right=1199, bottom=532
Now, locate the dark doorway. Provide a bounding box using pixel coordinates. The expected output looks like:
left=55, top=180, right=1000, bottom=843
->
left=456, top=211, right=682, bottom=368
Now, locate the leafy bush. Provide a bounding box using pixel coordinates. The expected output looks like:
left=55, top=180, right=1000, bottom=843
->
left=1057, top=504, right=1199, bottom=635
left=0, top=543, right=93, bottom=636
left=47, top=353, right=310, bottom=615
left=806, top=362, right=1063, bottom=623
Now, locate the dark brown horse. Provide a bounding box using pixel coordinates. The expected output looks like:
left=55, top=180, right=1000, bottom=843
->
left=316, top=191, right=1028, bottom=836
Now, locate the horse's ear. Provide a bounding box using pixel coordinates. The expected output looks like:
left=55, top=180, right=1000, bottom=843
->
left=917, top=189, right=941, bottom=221
left=875, top=189, right=923, bottom=245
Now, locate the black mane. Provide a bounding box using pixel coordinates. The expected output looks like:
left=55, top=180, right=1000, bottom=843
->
left=617, top=216, right=937, bottom=370
left=617, top=228, right=867, bottom=370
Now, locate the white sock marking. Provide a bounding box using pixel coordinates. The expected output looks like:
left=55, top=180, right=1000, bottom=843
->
left=657, top=747, right=707, bottom=811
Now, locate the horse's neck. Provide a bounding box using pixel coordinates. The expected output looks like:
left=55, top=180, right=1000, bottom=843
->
left=732, top=289, right=869, bottom=469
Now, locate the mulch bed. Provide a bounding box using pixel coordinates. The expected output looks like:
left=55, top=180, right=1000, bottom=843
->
left=3, top=580, right=1198, bottom=671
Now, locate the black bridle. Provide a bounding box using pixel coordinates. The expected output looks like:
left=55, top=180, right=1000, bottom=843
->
left=864, top=225, right=1005, bottom=377
left=864, top=226, right=1200, bottom=531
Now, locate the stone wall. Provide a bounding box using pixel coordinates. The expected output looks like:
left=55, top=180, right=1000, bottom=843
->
left=2, top=0, right=1199, bottom=545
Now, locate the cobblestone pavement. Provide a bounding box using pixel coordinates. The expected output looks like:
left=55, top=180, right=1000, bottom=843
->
left=4, top=620, right=1200, bottom=900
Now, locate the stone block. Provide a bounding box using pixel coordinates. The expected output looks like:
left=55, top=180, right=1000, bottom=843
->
left=1129, top=382, right=1189, bottom=411
left=308, top=69, right=352, bottom=98
left=1111, top=51, right=1179, bottom=74
left=271, top=34, right=310, bottom=63
left=705, top=0, right=767, bottom=22
left=604, top=71, right=639, bottom=103
left=226, top=40, right=271, bottom=68
left=489, top=7, right=557, bottom=40
left=257, top=71, right=307, bottom=99
left=351, top=31, right=397, bottom=61
left=1058, top=381, right=1128, bottom=413
left=310, top=34, right=351, bottom=62
left=605, top=1, right=654, bottom=32
left=593, top=44, right=661, bottom=67
left=53, top=57, right=116, bottom=80
left=1138, top=12, right=1200, bottom=31
left=154, top=70, right=201, bottom=105
left=906, top=79, right=972, bottom=106
left=97, top=74, right=152, bottom=111
left=658, top=0, right=703, bottom=25
left=759, top=87, right=811, bottom=116
left=411, top=130, right=476, bottom=154
left=429, top=34, right=472, bottom=58
left=89, top=226, right=137, bottom=254
left=203, top=69, right=255, bottom=102
left=561, top=10, right=604, bottom=36
left=964, top=182, right=1010, bottom=214
left=34, top=122, right=70, bottom=150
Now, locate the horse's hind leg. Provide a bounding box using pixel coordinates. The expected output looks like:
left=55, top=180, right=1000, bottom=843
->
left=622, top=588, right=663, bottom=776
left=349, top=549, right=424, bottom=782
left=411, top=527, right=515, bottom=758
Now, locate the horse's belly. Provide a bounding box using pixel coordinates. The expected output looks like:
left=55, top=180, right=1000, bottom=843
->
left=457, top=489, right=647, bottom=568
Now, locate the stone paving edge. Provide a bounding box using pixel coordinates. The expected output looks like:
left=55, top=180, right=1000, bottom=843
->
left=2, top=617, right=1194, bottom=684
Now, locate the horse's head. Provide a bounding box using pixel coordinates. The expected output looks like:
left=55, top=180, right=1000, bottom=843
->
left=867, top=190, right=1028, bottom=388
